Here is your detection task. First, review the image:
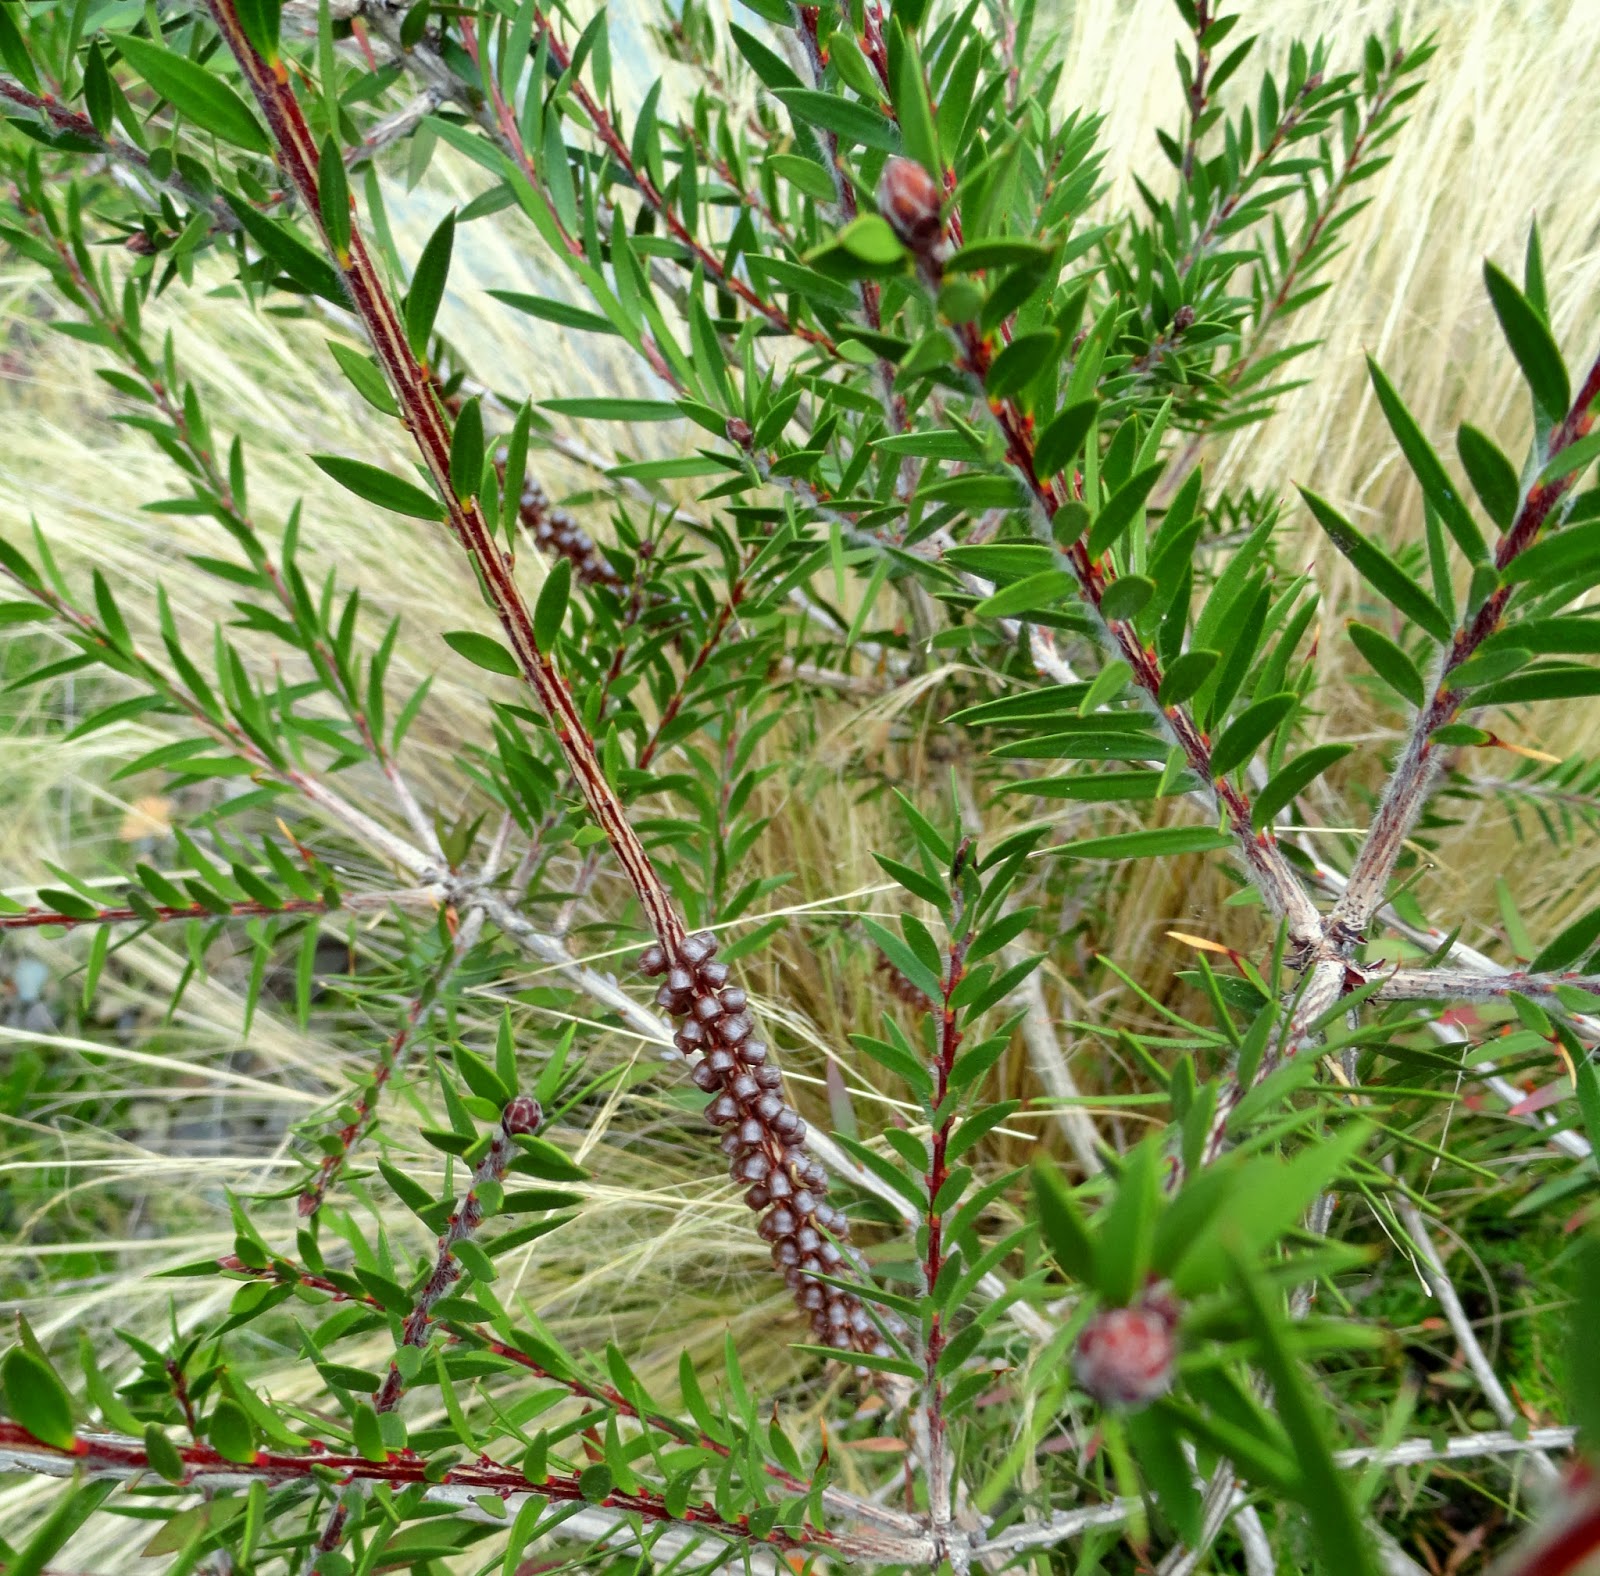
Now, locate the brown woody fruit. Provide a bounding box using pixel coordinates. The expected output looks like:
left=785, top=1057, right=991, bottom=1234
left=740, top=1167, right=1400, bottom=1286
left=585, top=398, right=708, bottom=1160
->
left=636, top=928, right=892, bottom=1357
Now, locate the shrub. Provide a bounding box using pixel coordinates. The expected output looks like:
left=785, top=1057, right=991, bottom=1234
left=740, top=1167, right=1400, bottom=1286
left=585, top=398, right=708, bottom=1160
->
left=0, top=0, right=1595, bottom=1571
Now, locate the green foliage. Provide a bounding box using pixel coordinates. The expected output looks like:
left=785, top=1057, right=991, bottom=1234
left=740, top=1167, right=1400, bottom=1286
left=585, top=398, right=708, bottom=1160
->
left=0, top=0, right=1591, bottom=1572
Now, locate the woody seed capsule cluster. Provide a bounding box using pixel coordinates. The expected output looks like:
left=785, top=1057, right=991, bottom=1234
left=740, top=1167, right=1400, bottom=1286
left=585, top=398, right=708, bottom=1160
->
left=639, top=930, right=888, bottom=1356
left=513, top=471, right=623, bottom=590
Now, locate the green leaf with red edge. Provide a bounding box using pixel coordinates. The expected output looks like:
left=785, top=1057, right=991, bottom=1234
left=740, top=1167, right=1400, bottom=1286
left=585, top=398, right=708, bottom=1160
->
left=2, top=1347, right=75, bottom=1448
left=0, top=4, right=42, bottom=93
left=113, top=35, right=270, bottom=154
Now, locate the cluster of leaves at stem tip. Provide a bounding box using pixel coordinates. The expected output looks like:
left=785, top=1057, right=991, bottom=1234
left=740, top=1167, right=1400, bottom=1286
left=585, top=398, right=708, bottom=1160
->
left=0, top=0, right=1597, bottom=1572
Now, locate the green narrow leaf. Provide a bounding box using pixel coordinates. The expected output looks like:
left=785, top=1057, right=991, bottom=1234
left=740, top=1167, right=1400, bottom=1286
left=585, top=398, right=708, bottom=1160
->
left=887, top=20, right=939, bottom=171
left=235, top=0, right=283, bottom=63
left=406, top=210, right=457, bottom=357
left=1298, top=487, right=1453, bottom=643
left=312, top=455, right=445, bottom=520
left=113, top=35, right=270, bottom=153
left=1347, top=621, right=1424, bottom=708
left=1456, top=424, right=1520, bottom=530
left=1230, top=1253, right=1377, bottom=1575
left=1057, top=826, right=1231, bottom=861
left=533, top=559, right=571, bottom=652
left=1484, top=261, right=1570, bottom=420
left=7, top=1478, right=115, bottom=1576
left=0, top=3, right=42, bottom=93
left=1209, top=692, right=1297, bottom=780
left=450, top=398, right=485, bottom=501
left=1367, top=358, right=1486, bottom=561
left=443, top=630, right=521, bottom=678
left=1251, top=743, right=1354, bottom=829
left=1035, top=399, right=1098, bottom=479
left=1157, top=649, right=1218, bottom=705
left=487, top=290, right=618, bottom=336
left=1529, top=899, right=1600, bottom=973
left=1032, top=1158, right=1097, bottom=1283
left=1087, top=464, right=1165, bottom=557
left=318, top=134, right=351, bottom=260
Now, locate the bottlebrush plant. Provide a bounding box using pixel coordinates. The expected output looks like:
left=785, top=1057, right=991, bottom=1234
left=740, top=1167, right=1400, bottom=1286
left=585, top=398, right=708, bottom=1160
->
left=0, top=0, right=1596, bottom=1572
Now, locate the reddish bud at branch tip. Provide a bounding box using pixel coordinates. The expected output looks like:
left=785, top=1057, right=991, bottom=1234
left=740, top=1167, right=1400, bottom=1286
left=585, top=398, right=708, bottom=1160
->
left=501, top=1095, right=543, bottom=1136
left=877, top=156, right=945, bottom=256
left=1073, top=1285, right=1180, bottom=1408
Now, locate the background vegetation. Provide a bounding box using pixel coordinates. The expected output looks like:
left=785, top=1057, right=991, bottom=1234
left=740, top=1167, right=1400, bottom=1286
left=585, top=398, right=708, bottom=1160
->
left=0, top=0, right=1598, bottom=1571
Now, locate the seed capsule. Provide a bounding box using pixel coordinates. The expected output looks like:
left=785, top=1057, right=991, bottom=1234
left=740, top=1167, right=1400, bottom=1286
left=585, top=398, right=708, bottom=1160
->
left=679, top=931, right=718, bottom=967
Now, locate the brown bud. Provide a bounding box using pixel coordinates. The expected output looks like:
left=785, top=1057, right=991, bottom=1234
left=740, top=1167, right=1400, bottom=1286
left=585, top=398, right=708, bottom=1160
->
left=1073, top=1289, right=1179, bottom=1408
left=725, top=416, right=754, bottom=449
left=501, top=1095, right=543, bottom=1136
left=1173, top=304, right=1196, bottom=333
left=877, top=156, right=945, bottom=255
left=637, top=943, right=668, bottom=976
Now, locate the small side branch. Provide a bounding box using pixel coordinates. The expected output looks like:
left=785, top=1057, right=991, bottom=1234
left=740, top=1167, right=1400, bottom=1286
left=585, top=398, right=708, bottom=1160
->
left=1331, top=348, right=1600, bottom=942
left=1367, top=966, right=1600, bottom=1005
